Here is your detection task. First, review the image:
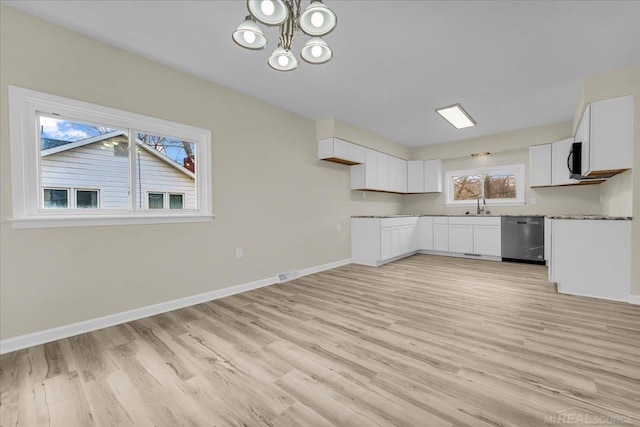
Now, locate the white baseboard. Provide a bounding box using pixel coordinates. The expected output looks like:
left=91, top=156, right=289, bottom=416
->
left=629, top=295, right=640, bottom=305
left=0, top=258, right=351, bottom=355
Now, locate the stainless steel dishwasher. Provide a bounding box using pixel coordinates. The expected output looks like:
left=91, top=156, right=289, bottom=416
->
left=501, top=216, right=545, bottom=264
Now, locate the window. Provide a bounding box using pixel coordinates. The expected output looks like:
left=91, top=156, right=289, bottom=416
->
left=146, top=192, right=185, bottom=209
left=445, top=165, right=525, bottom=206
left=169, top=194, right=184, bottom=209
left=76, top=189, right=99, bottom=209
left=8, top=86, right=212, bottom=228
left=43, top=188, right=68, bottom=208
left=148, top=193, right=164, bottom=209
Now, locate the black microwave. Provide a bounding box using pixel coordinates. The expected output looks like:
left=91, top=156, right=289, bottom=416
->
left=568, top=142, right=614, bottom=180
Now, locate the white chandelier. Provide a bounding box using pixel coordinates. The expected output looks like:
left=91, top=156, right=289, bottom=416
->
left=232, top=0, right=337, bottom=72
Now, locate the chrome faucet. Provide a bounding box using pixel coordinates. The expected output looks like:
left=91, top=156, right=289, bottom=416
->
left=477, top=195, right=486, bottom=215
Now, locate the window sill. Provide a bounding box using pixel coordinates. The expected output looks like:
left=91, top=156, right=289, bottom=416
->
left=7, top=214, right=215, bottom=229
left=445, top=201, right=525, bottom=207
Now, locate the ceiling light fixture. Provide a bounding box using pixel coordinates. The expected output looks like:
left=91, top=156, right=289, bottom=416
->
left=471, top=152, right=490, bottom=157
left=233, top=0, right=336, bottom=72
left=436, top=104, right=476, bottom=129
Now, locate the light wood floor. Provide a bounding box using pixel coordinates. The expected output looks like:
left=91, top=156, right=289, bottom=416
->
left=2, top=254, right=640, bottom=426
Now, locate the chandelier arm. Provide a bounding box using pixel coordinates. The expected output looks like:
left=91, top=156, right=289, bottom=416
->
left=279, top=11, right=295, bottom=51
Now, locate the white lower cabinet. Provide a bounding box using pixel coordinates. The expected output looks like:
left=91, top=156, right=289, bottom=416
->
left=549, top=219, right=630, bottom=302
left=473, top=225, right=501, bottom=257
left=449, top=224, right=473, bottom=254
left=380, top=227, right=392, bottom=260
left=418, top=217, right=434, bottom=250
left=352, top=216, right=501, bottom=266
left=433, top=218, right=449, bottom=252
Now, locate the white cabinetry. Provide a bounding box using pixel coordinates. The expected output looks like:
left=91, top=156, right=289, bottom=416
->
left=424, top=159, right=443, bottom=193
left=550, top=219, right=631, bottom=302
left=551, top=138, right=578, bottom=186
left=576, top=95, right=634, bottom=177
left=473, top=226, right=501, bottom=257
left=352, top=216, right=502, bottom=266
left=449, top=216, right=501, bottom=257
left=407, top=160, right=443, bottom=193
left=390, top=156, right=408, bottom=193
left=529, top=144, right=552, bottom=187
left=433, top=217, right=449, bottom=252
left=449, top=224, right=473, bottom=254
left=407, top=160, right=424, bottom=193
left=318, top=138, right=365, bottom=165
left=418, top=217, right=434, bottom=250
left=376, top=152, right=390, bottom=191
left=351, top=217, right=419, bottom=266
left=351, top=150, right=408, bottom=193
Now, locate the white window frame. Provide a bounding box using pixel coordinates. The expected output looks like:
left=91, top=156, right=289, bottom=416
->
left=8, top=86, right=213, bottom=228
left=445, top=164, right=525, bottom=206
left=168, top=193, right=185, bottom=210
left=42, top=187, right=70, bottom=209
left=147, top=191, right=166, bottom=210
left=74, top=188, right=101, bottom=209
left=145, top=191, right=186, bottom=210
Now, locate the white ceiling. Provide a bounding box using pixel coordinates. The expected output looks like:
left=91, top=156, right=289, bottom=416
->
left=4, top=0, right=639, bottom=147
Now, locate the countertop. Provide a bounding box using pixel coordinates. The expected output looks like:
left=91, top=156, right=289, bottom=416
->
left=351, top=214, right=632, bottom=220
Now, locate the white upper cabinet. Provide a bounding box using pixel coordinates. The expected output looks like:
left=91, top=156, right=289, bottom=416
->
left=376, top=152, right=391, bottom=192
left=423, top=159, right=443, bottom=193
left=407, top=160, right=425, bottom=193
left=551, top=138, right=578, bottom=186
left=576, top=95, right=633, bottom=177
left=390, top=156, right=408, bottom=193
left=529, top=144, right=552, bottom=187
left=318, top=138, right=365, bottom=165
left=407, top=159, right=443, bottom=193
left=351, top=148, right=377, bottom=190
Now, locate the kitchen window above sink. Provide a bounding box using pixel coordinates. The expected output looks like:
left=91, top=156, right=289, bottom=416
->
left=445, top=164, right=525, bottom=206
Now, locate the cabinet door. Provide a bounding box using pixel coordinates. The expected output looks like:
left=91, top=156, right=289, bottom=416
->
left=529, top=144, right=552, bottom=187
left=396, top=158, right=408, bottom=193
left=380, top=227, right=392, bottom=260
left=577, top=104, right=590, bottom=176
left=407, top=224, right=418, bottom=252
left=391, top=226, right=402, bottom=257
left=376, top=152, right=390, bottom=191
left=407, top=161, right=424, bottom=193
left=449, top=224, right=474, bottom=254
left=473, top=225, right=501, bottom=256
left=333, top=139, right=350, bottom=160
left=348, top=144, right=365, bottom=164
left=589, top=96, right=633, bottom=174
left=419, top=217, right=434, bottom=250
left=400, top=226, right=410, bottom=254
left=424, top=159, right=443, bottom=193
left=433, top=224, right=449, bottom=252
left=551, top=138, right=576, bottom=186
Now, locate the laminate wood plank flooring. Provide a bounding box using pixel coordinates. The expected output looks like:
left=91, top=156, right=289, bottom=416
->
left=1, top=254, right=639, bottom=426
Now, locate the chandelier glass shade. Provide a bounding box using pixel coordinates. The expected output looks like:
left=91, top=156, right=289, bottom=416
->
left=232, top=16, right=267, bottom=50
left=233, top=0, right=336, bottom=71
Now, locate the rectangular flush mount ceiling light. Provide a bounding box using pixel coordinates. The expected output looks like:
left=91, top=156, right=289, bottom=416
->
left=435, top=104, right=476, bottom=129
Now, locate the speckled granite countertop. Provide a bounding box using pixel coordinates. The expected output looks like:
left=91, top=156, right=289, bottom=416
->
left=352, top=214, right=632, bottom=220
left=546, top=215, right=632, bottom=220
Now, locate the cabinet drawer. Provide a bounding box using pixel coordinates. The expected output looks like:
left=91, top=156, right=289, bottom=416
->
left=449, top=216, right=500, bottom=226
left=433, top=217, right=449, bottom=225
left=381, top=217, right=418, bottom=227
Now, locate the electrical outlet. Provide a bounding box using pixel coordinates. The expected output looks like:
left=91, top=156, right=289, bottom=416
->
left=236, top=247, right=243, bottom=258
left=531, top=197, right=537, bottom=205
left=336, top=223, right=342, bottom=232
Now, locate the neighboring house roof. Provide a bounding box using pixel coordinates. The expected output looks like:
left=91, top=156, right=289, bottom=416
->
left=42, top=137, right=75, bottom=150
left=41, top=131, right=195, bottom=179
